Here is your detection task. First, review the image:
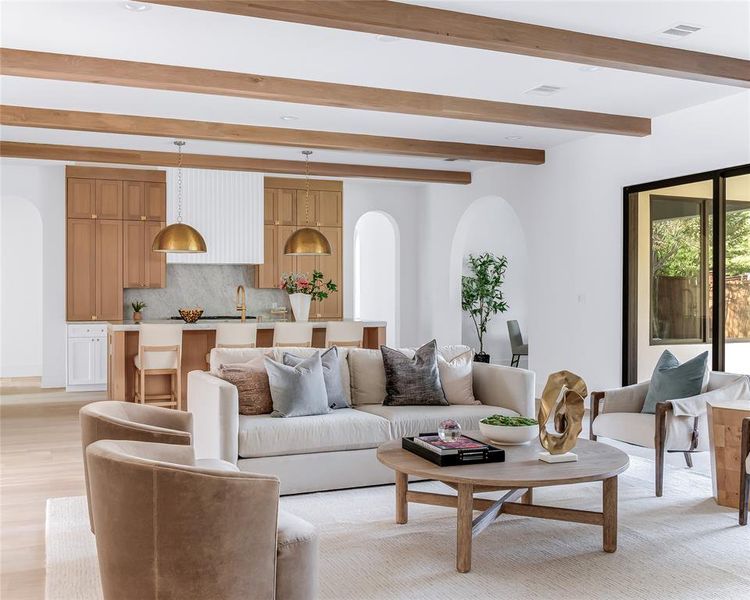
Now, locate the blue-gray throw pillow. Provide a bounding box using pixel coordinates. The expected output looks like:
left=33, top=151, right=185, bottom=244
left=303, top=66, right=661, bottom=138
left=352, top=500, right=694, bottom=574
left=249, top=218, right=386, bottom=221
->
left=283, top=347, right=350, bottom=409
left=381, top=339, right=448, bottom=406
left=642, top=350, right=708, bottom=414
left=265, top=352, right=330, bottom=418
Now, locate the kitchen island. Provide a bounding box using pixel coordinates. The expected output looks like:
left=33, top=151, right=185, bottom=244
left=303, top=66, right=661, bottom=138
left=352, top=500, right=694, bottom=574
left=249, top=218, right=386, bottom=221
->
left=107, top=319, right=386, bottom=405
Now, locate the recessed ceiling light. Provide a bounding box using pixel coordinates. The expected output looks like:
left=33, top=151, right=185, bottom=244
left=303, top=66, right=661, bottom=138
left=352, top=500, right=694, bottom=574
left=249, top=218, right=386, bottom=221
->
left=578, top=65, right=600, bottom=72
left=123, top=1, right=151, bottom=11
left=505, top=136, right=522, bottom=141
left=524, top=85, right=564, bottom=96
left=280, top=115, right=299, bottom=121
left=377, top=35, right=401, bottom=43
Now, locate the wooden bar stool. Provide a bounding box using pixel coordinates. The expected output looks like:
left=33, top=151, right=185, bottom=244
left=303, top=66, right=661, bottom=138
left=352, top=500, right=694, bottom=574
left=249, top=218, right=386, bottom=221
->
left=205, top=322, right=258, bottom=363
left=325, top=321, right=364, bottom=348
left=134, top=324, right=183, bottom=410
left=272, top=322, right=314, bottom=347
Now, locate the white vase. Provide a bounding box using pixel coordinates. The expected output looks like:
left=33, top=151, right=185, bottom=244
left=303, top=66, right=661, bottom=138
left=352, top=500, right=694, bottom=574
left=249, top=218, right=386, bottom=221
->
left=289, top=293, right=312, bottom=322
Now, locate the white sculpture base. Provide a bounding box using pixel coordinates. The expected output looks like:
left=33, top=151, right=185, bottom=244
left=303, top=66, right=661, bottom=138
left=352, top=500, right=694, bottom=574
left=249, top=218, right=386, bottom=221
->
left=538, top=451, right=578, bottom=463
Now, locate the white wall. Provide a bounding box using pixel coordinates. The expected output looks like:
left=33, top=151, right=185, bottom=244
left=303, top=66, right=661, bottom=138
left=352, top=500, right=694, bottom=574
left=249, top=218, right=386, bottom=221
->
left=0, top=160, right=66, bottom=387
left=354, top=211, right=398, bottom=346
left=0, top=196, right=43, bottom=377
left=419, top=91, right=750, bottom=394
left=453, top=196, right=528, bottom=365
left=343, top=180, right=424, bottom=347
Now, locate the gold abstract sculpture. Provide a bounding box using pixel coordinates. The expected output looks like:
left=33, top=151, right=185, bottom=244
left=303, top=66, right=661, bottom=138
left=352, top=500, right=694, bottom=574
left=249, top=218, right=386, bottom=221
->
left=538, top=370, right=588, bottom=456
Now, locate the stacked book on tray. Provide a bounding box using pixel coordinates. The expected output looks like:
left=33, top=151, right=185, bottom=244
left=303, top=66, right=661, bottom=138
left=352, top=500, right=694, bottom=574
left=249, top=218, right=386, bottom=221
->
left=402, top=434, right=505, bottom=467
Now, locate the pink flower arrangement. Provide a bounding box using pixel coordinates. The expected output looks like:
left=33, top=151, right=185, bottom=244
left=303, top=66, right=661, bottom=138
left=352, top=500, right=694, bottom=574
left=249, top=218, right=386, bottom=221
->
left=279, top=271, right=338, bottom=302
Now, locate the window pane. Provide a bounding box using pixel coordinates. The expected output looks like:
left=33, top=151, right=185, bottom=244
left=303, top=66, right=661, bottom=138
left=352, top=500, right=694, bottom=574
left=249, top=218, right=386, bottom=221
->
left=725, top=173, right=750, bottom=374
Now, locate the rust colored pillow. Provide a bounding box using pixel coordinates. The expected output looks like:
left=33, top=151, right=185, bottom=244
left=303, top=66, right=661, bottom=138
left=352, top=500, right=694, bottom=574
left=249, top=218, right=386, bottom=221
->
left=218, top=356, right=273, bottom=416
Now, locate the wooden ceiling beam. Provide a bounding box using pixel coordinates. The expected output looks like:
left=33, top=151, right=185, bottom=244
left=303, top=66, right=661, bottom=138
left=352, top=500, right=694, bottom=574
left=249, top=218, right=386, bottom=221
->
left=0, top=141, right=472, bottom=185
left=0, top=105, right=544, bottom=164
left=0, top=48, right=650, bottom=137
left=153, top=0, right=750, bottom=88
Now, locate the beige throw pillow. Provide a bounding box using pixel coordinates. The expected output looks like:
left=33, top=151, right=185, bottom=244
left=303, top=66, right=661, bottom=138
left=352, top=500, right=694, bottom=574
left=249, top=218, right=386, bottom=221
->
left=218, top=354, right=273, bottom=416
left=438, top=350, right=478, bottom=405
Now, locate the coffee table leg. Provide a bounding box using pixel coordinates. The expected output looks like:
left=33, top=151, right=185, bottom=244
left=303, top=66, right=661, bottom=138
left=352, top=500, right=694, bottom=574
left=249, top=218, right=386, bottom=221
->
left=456, top=483, right=473, bottom=573
left=521, top=488, right=533, bottom=504
left=395, top=471, right=408, bottom=524
left=603, top=476, right=618, bottom=553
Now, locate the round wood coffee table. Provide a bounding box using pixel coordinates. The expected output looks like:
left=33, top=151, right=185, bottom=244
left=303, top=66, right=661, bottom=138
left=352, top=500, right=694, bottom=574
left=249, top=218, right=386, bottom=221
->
left=377, top=433, right=629, bottom=572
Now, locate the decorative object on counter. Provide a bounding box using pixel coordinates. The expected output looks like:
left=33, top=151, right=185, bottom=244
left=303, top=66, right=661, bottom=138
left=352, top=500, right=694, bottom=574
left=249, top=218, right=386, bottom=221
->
left=131, top=300, right=146, bottom=323
left=479, top=414, right=538, bottom=445
left=283, top=151, right=332, bottom=256
left=178, top=307, right=204, bottom=323
left=152, top=141, right=207, bottom=254
left=279, top=271, right=337, bottom=322
left=438, top=419, right=461, bottom=442
left=461, top=253, right=509, bottom=363
left=537, top=370, right=587, bottom=463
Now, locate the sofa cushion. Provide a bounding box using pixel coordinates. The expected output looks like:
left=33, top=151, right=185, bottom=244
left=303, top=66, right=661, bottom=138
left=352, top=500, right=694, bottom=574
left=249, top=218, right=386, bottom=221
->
left=283, top=347, right=349, bottom=410
left=210, top=347, right=273, bottom=375
left=237, top=408, right=391, bottom=458
left=382, top=340, right=448, bottom=406
left=355, top=404, right=517, bottom=439
left=438, top=350, right=477, bottom=405
left=642, top=350, right=709, bottom=414
left=592, top=412, right=709, bottom=451
left=218, top=359, right=273, bottom=416
left=265, top=353, right=330, bottom=418
left=274, top=346, right=351, bottom=406
left=348, top=345, right=473, bottom=406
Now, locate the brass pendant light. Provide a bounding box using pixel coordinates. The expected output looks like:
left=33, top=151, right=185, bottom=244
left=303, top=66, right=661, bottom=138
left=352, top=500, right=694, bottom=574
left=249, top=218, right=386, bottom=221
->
left=283, top=151, right=332, bottom=256
left=152, top=141, right=207, bottom=253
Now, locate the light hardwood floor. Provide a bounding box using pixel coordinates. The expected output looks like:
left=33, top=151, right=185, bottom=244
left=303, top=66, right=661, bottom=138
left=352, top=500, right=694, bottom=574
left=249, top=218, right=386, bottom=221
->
left=1, top=390, right=101, bottom=600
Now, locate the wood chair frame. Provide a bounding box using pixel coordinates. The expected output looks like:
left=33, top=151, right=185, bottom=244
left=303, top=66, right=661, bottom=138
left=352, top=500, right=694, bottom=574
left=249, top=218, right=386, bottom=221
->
left=134, top=344, right=182, bottom=410
left=590, top=392, right=699, bottom=497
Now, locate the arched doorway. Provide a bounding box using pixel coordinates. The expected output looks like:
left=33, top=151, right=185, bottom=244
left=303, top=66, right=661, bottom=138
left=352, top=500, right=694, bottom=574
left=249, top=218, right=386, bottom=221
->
left=449, top=196, right=528, bottom=366
left=0, top=197, right=43, bottom=377
left=354, top=211, right=399, bottom=346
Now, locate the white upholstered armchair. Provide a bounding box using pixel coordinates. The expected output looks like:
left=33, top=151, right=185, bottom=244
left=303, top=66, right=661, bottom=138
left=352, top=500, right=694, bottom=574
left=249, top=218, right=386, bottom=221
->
left=590, top=372, right=750, bottom=497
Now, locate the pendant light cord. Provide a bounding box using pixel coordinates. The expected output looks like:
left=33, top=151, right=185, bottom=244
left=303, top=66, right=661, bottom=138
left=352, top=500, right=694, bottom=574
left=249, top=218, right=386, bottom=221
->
left=175, top=140, right=185, bottom=224
left=303, top=150, right=312, bottom=224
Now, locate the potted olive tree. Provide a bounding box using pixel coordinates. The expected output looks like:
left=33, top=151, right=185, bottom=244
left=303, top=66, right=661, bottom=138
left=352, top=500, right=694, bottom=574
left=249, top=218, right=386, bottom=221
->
left=461, top=253, right=509, bottom=363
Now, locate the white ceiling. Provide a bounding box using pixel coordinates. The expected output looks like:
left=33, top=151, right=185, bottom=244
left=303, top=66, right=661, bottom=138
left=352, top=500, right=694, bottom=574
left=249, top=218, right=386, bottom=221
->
left=0, top=0, right=747, bottom=174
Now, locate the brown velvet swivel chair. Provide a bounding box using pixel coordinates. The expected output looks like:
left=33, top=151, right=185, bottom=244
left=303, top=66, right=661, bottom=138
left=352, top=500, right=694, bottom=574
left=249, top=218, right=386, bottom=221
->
left=79, top=401, right=193, bottom=531
left=86, top=440, right=318, bottom=600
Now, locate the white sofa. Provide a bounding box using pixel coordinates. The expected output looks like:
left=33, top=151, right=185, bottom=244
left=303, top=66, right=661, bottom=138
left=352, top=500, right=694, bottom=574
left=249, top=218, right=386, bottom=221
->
left=188, top=345, right=535, bottom=494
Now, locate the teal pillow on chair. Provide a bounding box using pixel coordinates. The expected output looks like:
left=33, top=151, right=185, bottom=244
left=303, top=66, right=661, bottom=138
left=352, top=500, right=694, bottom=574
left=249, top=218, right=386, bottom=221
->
left=642, top=350, right=709, bottom=414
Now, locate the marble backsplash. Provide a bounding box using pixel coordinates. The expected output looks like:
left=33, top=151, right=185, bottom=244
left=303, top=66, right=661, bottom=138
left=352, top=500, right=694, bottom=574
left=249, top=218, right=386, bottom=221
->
left=123, top=265, right=290, bottom=320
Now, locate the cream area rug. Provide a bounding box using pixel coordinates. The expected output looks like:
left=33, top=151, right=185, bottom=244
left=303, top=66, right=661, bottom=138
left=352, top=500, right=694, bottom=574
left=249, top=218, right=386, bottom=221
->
left=46, top=456, right=748, bottom=600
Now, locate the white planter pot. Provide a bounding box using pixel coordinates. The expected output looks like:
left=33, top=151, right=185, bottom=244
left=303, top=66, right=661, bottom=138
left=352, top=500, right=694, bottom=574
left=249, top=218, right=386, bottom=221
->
left=289, top=293, right=312, bottom=322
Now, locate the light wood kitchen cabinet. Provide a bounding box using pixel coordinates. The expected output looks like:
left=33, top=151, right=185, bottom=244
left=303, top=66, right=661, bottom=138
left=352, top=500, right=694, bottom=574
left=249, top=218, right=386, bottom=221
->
left=295, top=190, right=319, bottom=226
left=258, top=178, right=343, bottom=319
left=95, top=180, right=123, bottom=219
left=318, top=191, right=342, bottom=226
left=145, top=182, right=167, bottom=221
left=67, top=178, right=96, bottom=219
left=66, top=219, right=97, bottom=321
left=316, top=227, right=343, bottom=319
left=66, top=219, right=123, bottom=321
left=255, top=225, right=278, bottom=288
left=66, top=166, right=166, bottom=321
left=144, top=221, right=166, bottom=287
left=96, top=219, right=123, bottom=320
left=123, top=221, right=167, bottom=289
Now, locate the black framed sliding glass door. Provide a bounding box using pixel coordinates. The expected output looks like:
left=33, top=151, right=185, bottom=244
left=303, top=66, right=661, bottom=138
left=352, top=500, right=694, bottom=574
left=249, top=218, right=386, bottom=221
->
left=623, top=164, right=750, bottom=384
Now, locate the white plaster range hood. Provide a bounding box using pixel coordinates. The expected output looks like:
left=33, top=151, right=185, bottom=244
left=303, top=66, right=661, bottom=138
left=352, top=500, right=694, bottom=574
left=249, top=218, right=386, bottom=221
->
left=165, top=168, right=264, bottom=264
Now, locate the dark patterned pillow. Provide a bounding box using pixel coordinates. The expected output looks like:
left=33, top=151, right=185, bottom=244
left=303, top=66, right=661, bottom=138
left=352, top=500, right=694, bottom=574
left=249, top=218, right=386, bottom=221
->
left=381, top=340, right=448, bottom=406
left=218, top=366, right=273, bottom=416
